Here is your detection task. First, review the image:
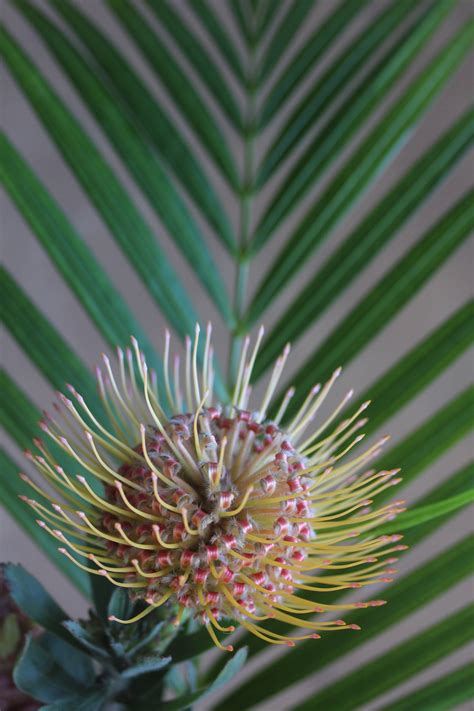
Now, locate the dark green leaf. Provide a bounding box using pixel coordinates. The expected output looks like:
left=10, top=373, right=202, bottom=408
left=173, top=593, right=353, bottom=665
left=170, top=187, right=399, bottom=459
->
left=62, top=621, right=110, bottom=662
left=0, top=134, right=161, bottom=375
left=259, top=0, right=369, bottom=128
left=188, top=0, right=246, bottom=83
left=253, top=0, right=280, bottom=42
left=258, top=0, right=420, bottom=183
left=13, top=632, right=95, bottom=702
left=107, top=0, right=239, bottom=190
left=295, top=605, right=474, bottom=710
left=147, top=0, right=242, bottom=134
left=374, top=489, right=474, bottom=536
left=380, top=662, right=474, bottom=711
left=0, top=448, right=89, bottom=596
left=0, top=24, right=198, bottom=339
left=258, top=0, right=314, bottom=83
left=4, top=564, right=70, bottom=643
left=215, top=538, right=473, bottom=709
left=250, top=21, right=473, bottom=316
left=229, top=0, right=253, bottom=47
left=255, top=107, right=473, bottom=373
left=12, top=3, right=233, bottom=326
left=49, top=0, right=236, bottom=252
left=280, top=192, right=473, bottom=413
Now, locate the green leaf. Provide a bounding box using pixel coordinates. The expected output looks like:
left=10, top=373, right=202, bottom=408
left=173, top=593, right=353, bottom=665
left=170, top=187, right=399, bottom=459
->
left=295, top=605, right=474, bottom=710
left=374, top=489, right=474, bottom=536
left=250, top=20, right=473, bottom=316
left=146, top=0, right=242, bottom=132
left=215, top=537, right=473, bottom=709
left=0, top=449, right=89, bottom=597
left=107, top=0, right=239, bottom=190
left=253, top=0, right=280, bottom=43
left=4, top=564, right=70, bottom=642
left=0, top=134, right=161, bottom=375
left=11, top=3, right=233, bottom=326
left=121, top=655, right=171, bottom=679
left=280, top=192, right=473, bottom=413
left=259, top=0, right=368, bottom=128
left=380, top=662, right=474, bottom=711
left=13, top=632, right=95, bottom=703
left=62, top=621, right=110, bottom=662
left=210, top=391, right=473, bottom=678
left=49, top=0, right=236, bottom=253
left=257, top=0, right=314, bottom=83
left=229, top=0, right=252, bottom=47
left=0, top=24, right=198, bottom=339
left=255, top=108, right=473, bottom=373
left=188, top=0, right=246, bottom=83
left=258, top=0, right=420, bottom=183
left=163, top=647, right=248, bottom=710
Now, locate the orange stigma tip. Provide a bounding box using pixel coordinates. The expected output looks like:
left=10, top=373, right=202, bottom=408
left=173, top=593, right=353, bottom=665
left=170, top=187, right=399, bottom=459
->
left=226, top=645, right=234, bottom=652
left=311, top=634, right=321, bottom=639
left=286, top=641, right=295, bottom=647
left=37, top=520, right=46, bottom=527
left=350, top=625, right=361, bottom=630
left=108, top=615, right=116, bottom=621
left=58, top=548, right=67, bottom=554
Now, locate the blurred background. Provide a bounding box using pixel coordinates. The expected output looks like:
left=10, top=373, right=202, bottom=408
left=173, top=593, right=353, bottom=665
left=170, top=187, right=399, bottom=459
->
left=1, top=1, right=473, bottom=709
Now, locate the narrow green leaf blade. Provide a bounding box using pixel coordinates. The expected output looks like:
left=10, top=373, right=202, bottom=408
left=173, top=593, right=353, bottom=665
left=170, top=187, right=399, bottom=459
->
left=0, top=134, right=160, bottom=373
left=107, top=0, right=239, bottom=189
left=146, top=0, right=242, bottom=131
left=215, top=538, right=474, bottom=709
left=256, top=0, right=456, bottom=239
left=188, top=0, right=246, bottom=83
left=258, top=0, right=314, bottom=82
left=2, top=269, right=100, bottom=409
left=259, top=0, right=368, bottom=128
left=0, top=24, right=198, bottom=339
left=295, top=605, right=474, bottom=710
left=49, top=0, right=236, bottom=252
left=380, top=662, right=474, bottom=711
left=12, top=3, right=233, bottom=324
left=375, top=489, right=474, bottom=536
left=357, top=303, right=473, bottom=436
left=0, top=449, right=90, bottom=597
left=259, top=0, right=420, bottom=182
left=256, top=108, right=472, bottom=373
left=250, top=21, right=473, bottom=316
left=281, top=192, right=473, bottom=413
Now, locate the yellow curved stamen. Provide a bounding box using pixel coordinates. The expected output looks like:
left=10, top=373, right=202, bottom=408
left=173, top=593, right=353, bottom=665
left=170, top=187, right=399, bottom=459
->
left=152, top=524, right=182, bottom=549
left=220, top=485, right=254, bottom=517
left=113, top=522, right=157, bottom=550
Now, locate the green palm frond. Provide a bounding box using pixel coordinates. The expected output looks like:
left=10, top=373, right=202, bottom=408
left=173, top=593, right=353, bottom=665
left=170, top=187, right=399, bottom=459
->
left=1, top=0, right=472, bottom=708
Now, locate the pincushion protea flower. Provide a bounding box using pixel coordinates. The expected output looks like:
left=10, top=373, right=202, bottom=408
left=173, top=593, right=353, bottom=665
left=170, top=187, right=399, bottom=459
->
left=20, top=325, right=406, bottom=651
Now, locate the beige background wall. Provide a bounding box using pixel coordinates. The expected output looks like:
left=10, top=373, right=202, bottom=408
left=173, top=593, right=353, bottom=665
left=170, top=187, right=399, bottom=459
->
left=1, top=1, right=473, bottom=708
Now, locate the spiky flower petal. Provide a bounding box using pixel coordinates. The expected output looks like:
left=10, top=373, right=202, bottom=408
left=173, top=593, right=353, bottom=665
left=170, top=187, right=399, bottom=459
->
left=21, top=325, right=405, bottom=650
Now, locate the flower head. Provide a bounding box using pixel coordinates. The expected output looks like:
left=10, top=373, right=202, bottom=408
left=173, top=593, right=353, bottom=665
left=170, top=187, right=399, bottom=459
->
left=21, top=325, right=405, bottom=650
